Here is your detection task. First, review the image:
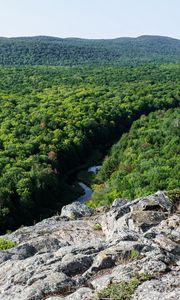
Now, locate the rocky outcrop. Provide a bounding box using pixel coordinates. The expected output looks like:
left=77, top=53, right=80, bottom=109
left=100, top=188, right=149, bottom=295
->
left=60, top=202, right=94, bottom=219
left=0, top=191, right=179, bottom=300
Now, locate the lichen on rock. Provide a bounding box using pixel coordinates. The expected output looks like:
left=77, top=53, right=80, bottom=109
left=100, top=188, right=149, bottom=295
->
left=0, top=191, right=179, bottom=300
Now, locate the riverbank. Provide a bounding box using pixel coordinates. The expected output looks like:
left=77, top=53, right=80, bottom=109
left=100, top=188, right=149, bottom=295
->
left=76, top=165, right=102, bottom=203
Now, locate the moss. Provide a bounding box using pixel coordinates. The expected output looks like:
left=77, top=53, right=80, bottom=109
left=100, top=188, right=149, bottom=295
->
left=0, top=238, right=17, bottom=250
left=97, top=273, right=153, bottom=300
left=93, top=223, right=102, bottom=231
left=117, top=249, right=141, bottom=266
left=130, top=249, right=140, bottom=260
left=167, top=188, right=180, bottom=204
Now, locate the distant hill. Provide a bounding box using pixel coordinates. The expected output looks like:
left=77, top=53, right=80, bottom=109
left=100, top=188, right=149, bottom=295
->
left=0, top=35, right=180, bottom=65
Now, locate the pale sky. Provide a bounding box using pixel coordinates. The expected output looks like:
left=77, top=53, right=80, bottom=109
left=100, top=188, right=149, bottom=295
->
left=0, top=0, right=179, bottom=39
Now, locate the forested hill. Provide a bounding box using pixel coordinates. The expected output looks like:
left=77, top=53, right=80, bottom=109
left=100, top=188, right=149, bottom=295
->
left=0, top=63, right=179, bottom=233
left=0, top=35, right=180, bottom=65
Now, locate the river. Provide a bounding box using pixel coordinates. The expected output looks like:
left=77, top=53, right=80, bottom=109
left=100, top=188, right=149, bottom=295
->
left=76, top=165, right=101, bottom=203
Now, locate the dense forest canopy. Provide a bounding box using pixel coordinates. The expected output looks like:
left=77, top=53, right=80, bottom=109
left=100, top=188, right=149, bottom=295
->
left=0, top=63, right=179, bottom=233
left=89, top=108, right=180, bottom=207
left=0, top=34, right=179, bottom=233
left=0, top=35, right=180, bottom=65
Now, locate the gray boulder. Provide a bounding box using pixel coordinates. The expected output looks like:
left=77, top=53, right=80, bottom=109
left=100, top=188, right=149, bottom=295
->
left=60, top=201, right=94, bottom=219
left=112, top=198, right=127, bottom=208
left=131, top=191, right=172, bottom=213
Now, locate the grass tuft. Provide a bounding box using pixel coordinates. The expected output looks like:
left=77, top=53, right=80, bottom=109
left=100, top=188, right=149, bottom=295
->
left=0, top=237, right=17, bottom=250
left=97, top=273, right=153, bottom=300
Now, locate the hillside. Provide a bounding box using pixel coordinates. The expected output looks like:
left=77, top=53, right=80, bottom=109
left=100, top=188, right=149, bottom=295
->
left=0, top=35, right=180, bottom=65
left=0, top=33, right=179, bottom=300
left=0, top=64, right=179, bottom=233
left=90, top=108, right=180, bottom=207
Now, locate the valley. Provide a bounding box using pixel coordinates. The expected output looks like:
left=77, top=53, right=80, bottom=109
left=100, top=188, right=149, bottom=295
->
left=0, top=37, right=179, bottom=234
left=0, top=1, right=180, bottom=299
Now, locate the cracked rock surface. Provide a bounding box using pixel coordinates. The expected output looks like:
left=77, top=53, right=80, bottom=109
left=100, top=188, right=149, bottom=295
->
left=0, top=191, right=179, bottom=300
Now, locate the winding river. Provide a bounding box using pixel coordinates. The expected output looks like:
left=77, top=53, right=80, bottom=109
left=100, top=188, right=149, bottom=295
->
left=76, top=165, right=101, bottom=203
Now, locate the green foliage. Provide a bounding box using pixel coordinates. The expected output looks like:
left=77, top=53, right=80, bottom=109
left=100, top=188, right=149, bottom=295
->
left=0, top=63, right=179, bottom=232
left=97, top=273, right=153, bottom=300
left=0, top=36, right=180, bottom=66
left=167, top=189, right=180, bottom=204
left=0, top=238, right=16, bottom=250
left=92, top=108, right=180, bottom=206
left=130, top=249, right=140, bottom=260
left=93, top=223, right=102, bottom=231
left=117, top=249, right=140, bottom=265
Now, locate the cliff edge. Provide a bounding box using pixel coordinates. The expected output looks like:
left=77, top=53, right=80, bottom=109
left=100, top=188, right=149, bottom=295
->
left=0, top=191, right=179, bottom=300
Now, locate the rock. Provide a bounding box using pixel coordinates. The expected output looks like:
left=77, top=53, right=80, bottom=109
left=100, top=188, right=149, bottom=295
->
left=101, top=192, right=171, bottom=239
left=95, top=206, right=109, bottom=213
left=59, top=253, right=94, bottom=276
left=154, top=235, right=180, bottom=255
left=102, top=210, right=166, bottom=240
left=130, top=211, right=167, bottom=232
left=30, top=236, right=68, bottom=253
left=0, top=243, right=37, bottom=263
left=0, top=269, right=76, bottom=300
left=131, top=191, right=172, bottom=213
left=0, top=192, right=179, bottom=300
left=112, top=198, right=127, bottom=208
left=60, top=202, right=94, bottom=219
left=101, top=210, right=132, bottom=240
left=88, top=251, right=115, bottom=273
left=19, top=272, right=76, bottom=300
left=146, top=214, right=180, bottom=243
left=90, top=263, right=133, bottom=291
left=132, top=270, right=180, bottom=300
left=46, top=297, right=64, bottom=300
left=65, top=287, right=93, bottom=300
left=46, top=287, right=93, bottom=300
left=138, top=258, right=167, bottom=275
left=108, top=229, right=140, bottom=242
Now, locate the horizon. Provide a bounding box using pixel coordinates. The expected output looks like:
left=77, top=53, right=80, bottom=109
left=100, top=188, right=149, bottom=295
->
left=0, top=0, right=179, bottom=40
left=1, top=34, right=179, bottom=41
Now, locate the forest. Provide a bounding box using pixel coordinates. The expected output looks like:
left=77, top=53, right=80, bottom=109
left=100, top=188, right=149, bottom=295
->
left=0, top=35, right=180, bottom=66
left=0, top=62, right=179, bottom=233
left=89, top=108, right=180, bottom=207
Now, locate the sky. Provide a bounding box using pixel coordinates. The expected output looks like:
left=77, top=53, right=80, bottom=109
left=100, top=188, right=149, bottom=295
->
left=0, top=0, right=179, bottom=39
